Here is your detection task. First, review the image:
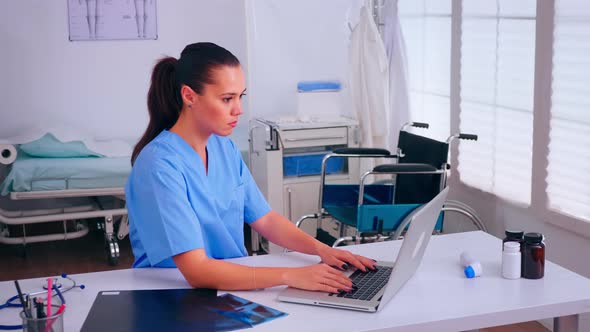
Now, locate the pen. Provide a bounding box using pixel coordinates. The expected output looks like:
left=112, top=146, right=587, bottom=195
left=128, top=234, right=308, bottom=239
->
left=27, top=295, right=34, bottom=317
left=14, top=280, right=32, bottom=318
left=46, top=278, right=52, bottom=317
left=45, top=304, right=65, bottom=332
left=44, top=285, right=67, bottom=332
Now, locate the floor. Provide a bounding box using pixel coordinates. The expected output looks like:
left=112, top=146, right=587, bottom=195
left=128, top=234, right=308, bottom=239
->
left=1, top=227, right=549, bottom=332
left=481, top=323, right=549, bottom=332
left=0, top=225, right=134, bottom=282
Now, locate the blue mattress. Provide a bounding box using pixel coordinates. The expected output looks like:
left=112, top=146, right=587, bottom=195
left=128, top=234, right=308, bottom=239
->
left=1, top=155, right=131, bottom=195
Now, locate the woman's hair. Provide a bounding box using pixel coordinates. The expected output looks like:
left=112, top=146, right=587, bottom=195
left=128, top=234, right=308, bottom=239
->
left=131, top=42, right=240, bottom=165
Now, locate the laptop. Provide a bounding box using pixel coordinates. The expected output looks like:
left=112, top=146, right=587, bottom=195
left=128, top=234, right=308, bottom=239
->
left=278, top=187, right=449, bottom=312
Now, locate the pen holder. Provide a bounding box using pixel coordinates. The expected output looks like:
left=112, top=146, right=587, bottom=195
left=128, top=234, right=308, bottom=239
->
left=20, top=304, right=65, bottom=332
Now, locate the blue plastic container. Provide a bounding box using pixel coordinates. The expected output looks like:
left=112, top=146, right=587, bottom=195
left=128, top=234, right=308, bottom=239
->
left=283, top=153, right=345, bottom=177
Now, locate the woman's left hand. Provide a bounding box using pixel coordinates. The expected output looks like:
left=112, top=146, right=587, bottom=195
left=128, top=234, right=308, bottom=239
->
left=316, top=245, right=377, bottom=272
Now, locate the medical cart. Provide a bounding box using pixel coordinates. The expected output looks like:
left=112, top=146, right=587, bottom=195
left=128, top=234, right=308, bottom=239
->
left=248, top=116, right=360, bottom=254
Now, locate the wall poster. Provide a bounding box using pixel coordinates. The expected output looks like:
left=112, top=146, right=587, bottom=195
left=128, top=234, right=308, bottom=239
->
left=68, top=0, right=157, bottom=41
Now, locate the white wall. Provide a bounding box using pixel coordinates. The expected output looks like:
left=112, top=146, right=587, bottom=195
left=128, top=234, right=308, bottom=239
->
left=0, top=0, right=250, bottom=149
left=0, top=0, right=366, bottom=148
left=245, top=0, right=363, bottom=119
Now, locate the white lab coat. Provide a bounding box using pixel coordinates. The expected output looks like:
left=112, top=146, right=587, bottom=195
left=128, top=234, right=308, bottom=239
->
left=349, top=5, right=390, bottom=174
left=349, top=6, right=390, bottom=152
left=383, top=0, right=410, bottom=150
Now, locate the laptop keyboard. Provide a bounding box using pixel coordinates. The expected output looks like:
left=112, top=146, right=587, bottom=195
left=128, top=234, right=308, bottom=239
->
left=333, top=266, right=393, bottom=301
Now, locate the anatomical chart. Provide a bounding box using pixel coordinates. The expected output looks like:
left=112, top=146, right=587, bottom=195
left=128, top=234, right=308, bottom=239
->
left=68, top=0, right=157, bottom=41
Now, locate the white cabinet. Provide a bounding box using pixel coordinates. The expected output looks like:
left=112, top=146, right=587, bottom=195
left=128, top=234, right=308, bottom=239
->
left=283, top=180, right=319, bottom=237
left=249, top=117, right=359, bottom=254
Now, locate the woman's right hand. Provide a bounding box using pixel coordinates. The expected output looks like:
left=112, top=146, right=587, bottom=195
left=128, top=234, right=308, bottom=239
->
left=282, top=264, right=353, bottom=293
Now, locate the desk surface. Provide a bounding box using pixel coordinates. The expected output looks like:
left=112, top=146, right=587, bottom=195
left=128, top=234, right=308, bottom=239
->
left=2, top=231, right=590, bottom=332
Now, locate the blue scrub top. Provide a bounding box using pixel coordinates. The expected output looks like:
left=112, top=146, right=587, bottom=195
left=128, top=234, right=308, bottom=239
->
left=125, top=130, right=271, bottom=268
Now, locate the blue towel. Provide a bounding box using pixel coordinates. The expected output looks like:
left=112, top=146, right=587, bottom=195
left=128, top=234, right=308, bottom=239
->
left=297, top=81, right=341, bottom=92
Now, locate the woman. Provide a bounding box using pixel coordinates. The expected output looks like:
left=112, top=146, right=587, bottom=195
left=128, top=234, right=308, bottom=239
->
left=126, top=42, right=376, bottom=293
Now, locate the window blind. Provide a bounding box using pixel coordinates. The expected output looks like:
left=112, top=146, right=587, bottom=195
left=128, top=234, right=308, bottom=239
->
left=458, top=0, right=536, bottom=205
left=547, top=0, right=590, bottom=221
left=398, top=0, right=451, bottom=141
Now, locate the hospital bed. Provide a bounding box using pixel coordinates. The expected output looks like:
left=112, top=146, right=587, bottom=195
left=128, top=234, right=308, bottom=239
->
left=0, top=143, right=130, bottom=265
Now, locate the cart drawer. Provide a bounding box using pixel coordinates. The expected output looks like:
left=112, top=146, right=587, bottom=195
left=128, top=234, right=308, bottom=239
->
left=281, top=127, right=348, bottom=148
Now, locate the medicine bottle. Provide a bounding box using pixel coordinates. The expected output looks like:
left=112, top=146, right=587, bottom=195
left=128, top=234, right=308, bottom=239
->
left=522, top=232, right=545, bottom=279
left=460, top=251, right=482, bottom=278
left=502, top=230, right=524, bottom=251
left=501, top=242, right=521, bottom=279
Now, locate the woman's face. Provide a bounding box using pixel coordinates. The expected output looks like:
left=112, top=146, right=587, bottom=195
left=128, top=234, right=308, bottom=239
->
left=193, top=65, right=246, bottom=137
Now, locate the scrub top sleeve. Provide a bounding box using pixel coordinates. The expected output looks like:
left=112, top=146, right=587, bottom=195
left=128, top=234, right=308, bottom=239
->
left=240, top=159, right=271, bottom=224
left=131, top=158, right=205, bottom=266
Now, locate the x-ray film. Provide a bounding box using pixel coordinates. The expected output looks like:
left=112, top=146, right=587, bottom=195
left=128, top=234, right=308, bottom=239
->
left=206, top=293, right=288, bottom=327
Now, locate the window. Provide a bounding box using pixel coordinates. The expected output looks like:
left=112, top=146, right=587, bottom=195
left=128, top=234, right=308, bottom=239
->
left=398, top=0, right=452, bottom=141
left=397, top=0, right=589, bottom=228
left=547, top=0, right=590, bottom=221
left=458, top=0, right=537, bottom=205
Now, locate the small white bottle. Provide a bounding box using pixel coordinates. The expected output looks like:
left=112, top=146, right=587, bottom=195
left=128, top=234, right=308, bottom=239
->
left=502, top=241, right=521, bottom=279
left=460, top=251, right=483, bottom=278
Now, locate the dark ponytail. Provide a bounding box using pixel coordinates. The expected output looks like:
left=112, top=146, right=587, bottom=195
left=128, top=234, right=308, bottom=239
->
left=131, top=42, right=240, bottom=165
left=131, top=57, right=180, bottom=165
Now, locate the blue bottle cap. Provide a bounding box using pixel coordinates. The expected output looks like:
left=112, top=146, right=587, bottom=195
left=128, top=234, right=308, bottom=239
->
left=463, top=262, right=483, bottom=278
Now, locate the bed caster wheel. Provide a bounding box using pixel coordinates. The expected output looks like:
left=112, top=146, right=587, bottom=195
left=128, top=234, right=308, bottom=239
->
left=108, top=253, right=119, bottom=266
left=105, top=237, right=120, bottom=266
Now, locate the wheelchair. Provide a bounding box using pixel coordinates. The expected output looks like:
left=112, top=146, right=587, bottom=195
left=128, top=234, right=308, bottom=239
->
left=294, top=122, right=486, bottom=247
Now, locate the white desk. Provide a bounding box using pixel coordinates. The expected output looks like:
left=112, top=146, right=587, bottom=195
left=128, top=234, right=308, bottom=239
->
left=1, top=231, right=589, bottom=331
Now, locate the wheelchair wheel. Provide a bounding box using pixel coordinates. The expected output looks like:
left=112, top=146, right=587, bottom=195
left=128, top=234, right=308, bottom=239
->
left=105, top=235, right=120, bottom=266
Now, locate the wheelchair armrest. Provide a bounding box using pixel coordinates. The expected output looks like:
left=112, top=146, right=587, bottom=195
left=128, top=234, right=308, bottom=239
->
left=373, top=163, right=439, bottom=173
left=332, top=148, right=391, bottom=156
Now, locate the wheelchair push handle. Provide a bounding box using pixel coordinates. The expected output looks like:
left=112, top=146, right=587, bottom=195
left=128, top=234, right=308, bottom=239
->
left=411, top=122, right=429, bottom=129
left=459, top=133, right=478, bottom=141
left=446, top=133, right=478, bottom=144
